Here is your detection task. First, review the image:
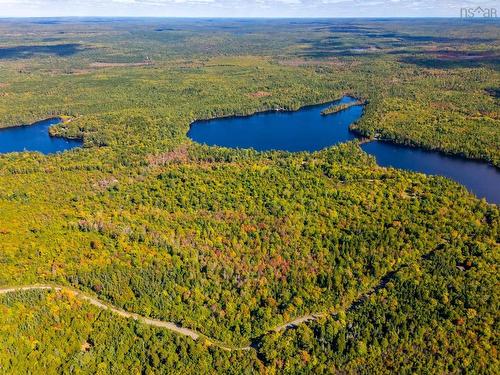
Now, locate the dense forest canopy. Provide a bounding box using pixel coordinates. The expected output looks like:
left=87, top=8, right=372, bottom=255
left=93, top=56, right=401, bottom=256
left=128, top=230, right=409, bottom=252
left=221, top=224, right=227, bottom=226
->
left=0, top=18, right=498, bottom=373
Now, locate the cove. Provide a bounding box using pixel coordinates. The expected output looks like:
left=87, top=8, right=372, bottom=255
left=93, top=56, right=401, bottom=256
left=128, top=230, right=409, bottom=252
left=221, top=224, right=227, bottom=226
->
left=189, top=96, right=500, bottom=204
left=0, top=118, right=82, bottom=154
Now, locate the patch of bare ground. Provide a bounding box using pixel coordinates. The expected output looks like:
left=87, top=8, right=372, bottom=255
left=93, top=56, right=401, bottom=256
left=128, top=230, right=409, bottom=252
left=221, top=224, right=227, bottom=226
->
left=81, top=341, right=92, bottom=352
left=147, top=145, right=190, bottom=167
left=93, top=177, right=119, bottom=191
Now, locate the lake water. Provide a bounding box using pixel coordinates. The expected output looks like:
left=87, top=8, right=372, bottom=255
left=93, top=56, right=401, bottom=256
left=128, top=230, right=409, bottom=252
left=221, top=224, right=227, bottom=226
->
left=362, top=142, right=500, bottom=204
left=0, top=118, right=82, bottom=154
left=189, top=97, right=500, bottom=204
left=189, top=96, right=362, bottom=152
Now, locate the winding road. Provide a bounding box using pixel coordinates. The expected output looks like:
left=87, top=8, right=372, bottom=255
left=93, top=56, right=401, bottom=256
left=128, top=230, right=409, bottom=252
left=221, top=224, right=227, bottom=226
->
left=0, top=286, right=202, bottom=338
left=0, top=284, right=332, bottom=351
left=0, top=264, right=404, bottom=352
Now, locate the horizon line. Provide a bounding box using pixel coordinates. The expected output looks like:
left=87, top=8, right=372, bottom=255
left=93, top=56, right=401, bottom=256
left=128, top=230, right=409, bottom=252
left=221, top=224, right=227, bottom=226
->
left=1, top=16, right=498, bottom=20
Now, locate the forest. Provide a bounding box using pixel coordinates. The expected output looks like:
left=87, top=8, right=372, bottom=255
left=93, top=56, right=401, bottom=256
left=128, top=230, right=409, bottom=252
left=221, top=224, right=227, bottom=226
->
left=0, top=18, right=498, bottom=373
left=321, top=100, right=364, bottom=116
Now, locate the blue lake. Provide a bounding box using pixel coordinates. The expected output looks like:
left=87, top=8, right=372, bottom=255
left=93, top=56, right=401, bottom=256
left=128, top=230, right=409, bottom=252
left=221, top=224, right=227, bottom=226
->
left=189, top=96, right=362, bottom=152
left=361, top=142, right=500, bottom=204
left=189, top=96, right=500, bottom=204
left=0, top=118, right=82, bottom=154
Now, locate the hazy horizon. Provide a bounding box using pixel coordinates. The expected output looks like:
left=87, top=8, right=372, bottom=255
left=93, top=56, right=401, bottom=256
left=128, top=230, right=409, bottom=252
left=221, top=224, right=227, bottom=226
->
left=0, top=0, right=498, bottom=18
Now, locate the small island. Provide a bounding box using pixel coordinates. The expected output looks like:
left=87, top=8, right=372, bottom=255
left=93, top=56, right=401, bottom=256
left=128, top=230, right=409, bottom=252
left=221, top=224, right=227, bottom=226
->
left=321, top=99, right=366, bottom=116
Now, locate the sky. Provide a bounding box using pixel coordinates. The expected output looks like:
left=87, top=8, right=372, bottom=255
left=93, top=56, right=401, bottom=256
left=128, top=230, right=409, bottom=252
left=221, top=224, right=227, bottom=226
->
left=0, top=0, right=498, bottom=18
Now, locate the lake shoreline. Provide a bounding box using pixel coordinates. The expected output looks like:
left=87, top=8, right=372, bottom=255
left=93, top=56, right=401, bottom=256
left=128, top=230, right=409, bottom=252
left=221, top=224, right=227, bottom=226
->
left=191, top=97, right=498, bottom=171
left=0, top=116, right=63, bottom=131
left=0, top=117, right=83, bottom=155
left=351, top=131, right=500, bottom=171
left=188, top=96, right=500, bottom=204
left=351, top=134, right=500, bottom=177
